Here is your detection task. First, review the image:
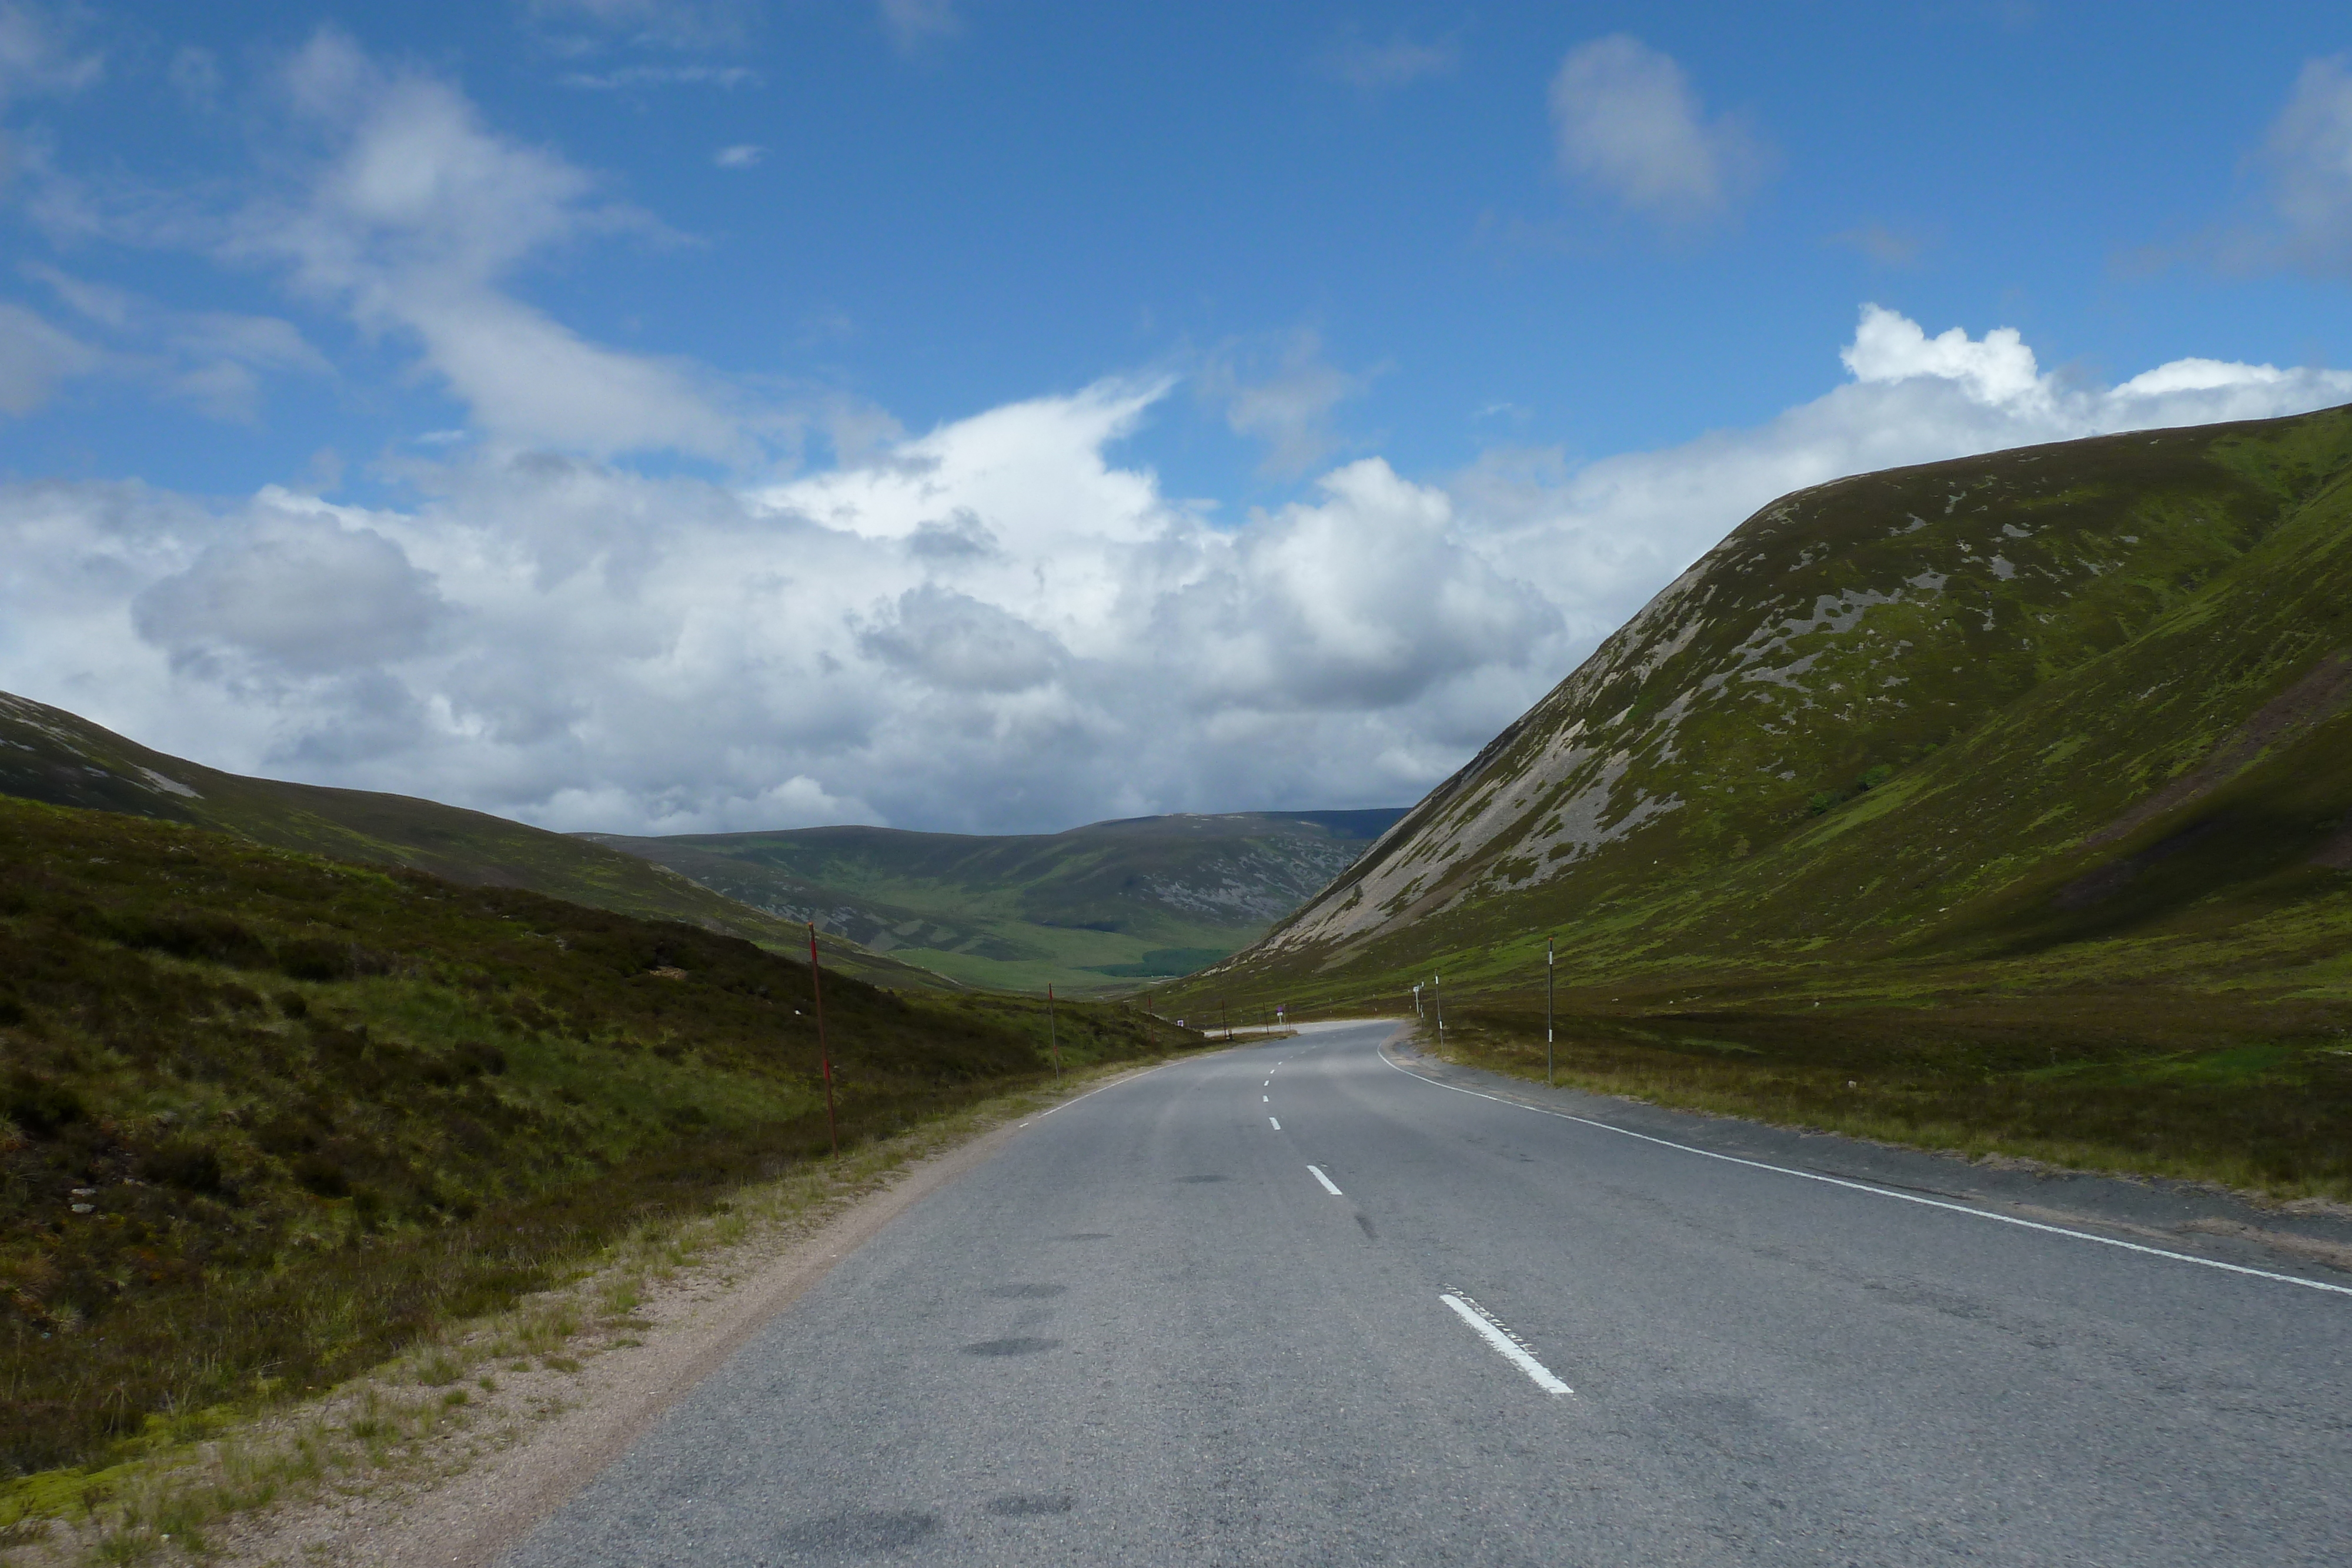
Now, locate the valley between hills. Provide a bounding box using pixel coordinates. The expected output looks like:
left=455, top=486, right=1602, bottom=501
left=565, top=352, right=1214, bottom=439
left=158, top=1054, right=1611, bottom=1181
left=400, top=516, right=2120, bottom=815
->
left=8, top=404, right=2352, bottom=1553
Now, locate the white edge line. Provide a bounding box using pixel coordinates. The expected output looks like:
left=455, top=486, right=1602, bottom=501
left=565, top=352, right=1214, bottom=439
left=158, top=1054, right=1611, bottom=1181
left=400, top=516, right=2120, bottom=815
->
left=1307, top=1164, right=1342, bottom=1195
left=1382, top=1048, right=2352, bottom=1299
left=1269, top=1115, right=1281, bottom=1129
left=1018, top=1058, right=1182, bottom=1127
left=1441, top=1293, right=1572, bottom=1394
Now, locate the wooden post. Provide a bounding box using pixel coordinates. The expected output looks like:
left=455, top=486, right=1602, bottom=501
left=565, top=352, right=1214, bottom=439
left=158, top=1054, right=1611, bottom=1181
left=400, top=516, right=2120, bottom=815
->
left=807, top=922, right=837, bottom=1156
left=1048, top=984, right=1061, bottom=1081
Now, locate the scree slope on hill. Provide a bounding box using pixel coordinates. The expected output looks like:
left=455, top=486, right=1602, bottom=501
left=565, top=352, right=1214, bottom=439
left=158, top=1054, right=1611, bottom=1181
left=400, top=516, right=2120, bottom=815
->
left=583, top=809, right=1405, bottom=996
left=0, top=691, right=944, bottom=989
left=1178, top=404, right=2352, bottom=995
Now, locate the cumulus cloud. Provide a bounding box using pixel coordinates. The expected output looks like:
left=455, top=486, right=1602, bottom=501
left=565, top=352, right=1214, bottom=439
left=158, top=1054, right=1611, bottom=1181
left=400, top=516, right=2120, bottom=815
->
left=5, top=306, right=2346, bottom=838
left=1548, top=34, right=1769, bottom=225
left=133, top=502, right=449, bottom=677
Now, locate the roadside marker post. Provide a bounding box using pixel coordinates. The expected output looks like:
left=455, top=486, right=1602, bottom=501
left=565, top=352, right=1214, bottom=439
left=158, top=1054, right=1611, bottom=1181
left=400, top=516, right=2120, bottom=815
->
left=1546, top=937, right=1555, bottom=1087
left=1434, top=973, right=1442, bottom=1036
left=806, top=921, right=838, bottom=1157
left=1048, top=984, right=1061, bottom=1082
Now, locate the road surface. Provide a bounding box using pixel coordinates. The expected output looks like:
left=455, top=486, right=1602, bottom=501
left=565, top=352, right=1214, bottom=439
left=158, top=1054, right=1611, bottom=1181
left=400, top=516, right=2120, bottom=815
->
left=502, top=1019, right=2352, bottom=1566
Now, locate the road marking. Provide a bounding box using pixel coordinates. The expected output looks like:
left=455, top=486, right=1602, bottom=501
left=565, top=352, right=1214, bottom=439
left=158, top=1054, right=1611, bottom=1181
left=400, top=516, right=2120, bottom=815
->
left=1381, top=1048, right=2352, bottom=1300
left=1440, top=1292, right=1572, bottom=1395
left=1307, top=1164, right=1342, bottom=1195
left=1017, top=1059, right=1184, bottom=1127
left=1263, top=1094, right=1270, bottom=1102
left=1269, top=1115, right=1281, bottom=1129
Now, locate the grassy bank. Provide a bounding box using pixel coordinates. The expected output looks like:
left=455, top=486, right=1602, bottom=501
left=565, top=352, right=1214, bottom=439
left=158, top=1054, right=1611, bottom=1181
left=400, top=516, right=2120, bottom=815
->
left=1422, top=967, right=2352, bottom=1201
left=0, top=1052, right=1204, bottom=1566
left=0, top=796, right=1194, bottom=1483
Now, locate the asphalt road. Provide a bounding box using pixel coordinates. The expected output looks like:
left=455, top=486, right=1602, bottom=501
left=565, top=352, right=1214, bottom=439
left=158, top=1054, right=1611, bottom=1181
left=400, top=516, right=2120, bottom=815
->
left=503, top=1020, right=2352, bottom=1566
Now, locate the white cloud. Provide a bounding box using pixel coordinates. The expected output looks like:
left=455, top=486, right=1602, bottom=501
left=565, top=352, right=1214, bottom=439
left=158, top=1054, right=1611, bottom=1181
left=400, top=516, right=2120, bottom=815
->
left=232, top=29, right=748, bottom=459
left=560, top=64, right=760, bottom=89
left=133, top=502, right=449, bottom=677
left=526, top=0, right=753, bottom=51
left=3, top=307, right=2347, bottom=837
left=1202, top=330, right=1376, bottom=478
left=1548, top=34, right=1769, bottom=225
left=714, top=142, right=762, bottom=168
left=21, top=263, right=331, bottom=421
left=0, top=1, right=102, bottom=103
left=0, top=299, right=98, bottom=412
left=2242, top=54, right=2352, bottom=272
left=1319, top=29, right=1458, bottom=92
left=1840, top=303, right=2043, bottom=407
left=1829, top=221, right=1925, bottom=266
left=877, top=0, right=958, bottom=53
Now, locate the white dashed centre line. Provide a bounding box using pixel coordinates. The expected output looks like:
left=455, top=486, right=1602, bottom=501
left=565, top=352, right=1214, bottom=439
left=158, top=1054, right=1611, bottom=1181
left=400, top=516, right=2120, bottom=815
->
left=1440, top=1293, right=1572, bottom=1395
left=1307, top=1164, right=1342, bottom=1195
left=1268, top=1116, right=1281, bottom=1129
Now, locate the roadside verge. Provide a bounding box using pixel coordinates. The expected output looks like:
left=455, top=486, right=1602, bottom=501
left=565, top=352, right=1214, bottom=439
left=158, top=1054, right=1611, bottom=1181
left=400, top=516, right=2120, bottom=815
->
left=1, top=1054, right=1202, bottom=1568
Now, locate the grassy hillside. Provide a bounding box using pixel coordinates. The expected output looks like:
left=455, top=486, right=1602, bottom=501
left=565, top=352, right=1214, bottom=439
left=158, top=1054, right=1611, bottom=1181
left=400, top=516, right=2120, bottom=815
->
left=0, top=794, right=1192, bottom=1481
left=1162, top=406, right=2352, bottom=1198
left=584, top=808, right=1404, bottom=996
left=0, top=692, right=948, bottom=991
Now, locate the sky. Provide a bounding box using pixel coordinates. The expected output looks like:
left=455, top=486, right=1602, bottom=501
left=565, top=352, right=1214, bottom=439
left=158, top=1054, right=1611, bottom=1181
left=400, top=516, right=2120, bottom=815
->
left=2, top=1, right=2350, bottom=836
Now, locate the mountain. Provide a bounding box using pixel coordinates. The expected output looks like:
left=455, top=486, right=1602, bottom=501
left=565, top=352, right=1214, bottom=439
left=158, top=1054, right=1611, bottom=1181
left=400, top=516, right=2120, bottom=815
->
left=1164, top=403, right=2352, bottom=1019
left=0, top=691, right=948, bottom=990
left=582, top=808, right=1406, bottom=996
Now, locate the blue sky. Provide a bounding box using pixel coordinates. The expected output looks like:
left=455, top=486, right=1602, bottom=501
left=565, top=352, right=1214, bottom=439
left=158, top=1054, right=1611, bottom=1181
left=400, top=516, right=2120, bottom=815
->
left=2, top=2, right=2350, bottom=834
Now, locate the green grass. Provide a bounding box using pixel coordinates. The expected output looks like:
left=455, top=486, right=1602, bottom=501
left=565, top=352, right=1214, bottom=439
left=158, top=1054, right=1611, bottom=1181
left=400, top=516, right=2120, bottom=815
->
left=1422, top=977, right=2352, bottom=1199
left=0, top=794, right=1196, bottom=1482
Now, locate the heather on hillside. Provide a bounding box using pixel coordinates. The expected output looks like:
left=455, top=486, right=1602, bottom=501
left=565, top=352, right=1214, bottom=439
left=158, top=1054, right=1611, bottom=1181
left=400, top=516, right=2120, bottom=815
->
left=0, top=797, right=1190, bottom=1477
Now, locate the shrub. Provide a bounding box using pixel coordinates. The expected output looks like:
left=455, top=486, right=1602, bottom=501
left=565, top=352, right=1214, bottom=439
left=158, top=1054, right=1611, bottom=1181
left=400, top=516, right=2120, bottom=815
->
left=453, top=1041, right=506, bottom=1076
left=109, top=909, right=272, bottom=968
left=291, top=1151, right=350, bottom=1198
left=139, top=1139, right=229, bottom=1195
left=4, top=1074, right=84, bottom=1136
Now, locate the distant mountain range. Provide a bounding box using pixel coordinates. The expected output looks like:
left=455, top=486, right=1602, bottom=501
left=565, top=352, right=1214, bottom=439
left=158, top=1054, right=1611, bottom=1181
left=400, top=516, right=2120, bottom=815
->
left=0, top=691, right=944, bottom=990
left=582, top=809, right=1406, bottom=996
left=0, top=689, right=1401, bottom=998
left=1165, top=403, right=2352, bottom=1018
